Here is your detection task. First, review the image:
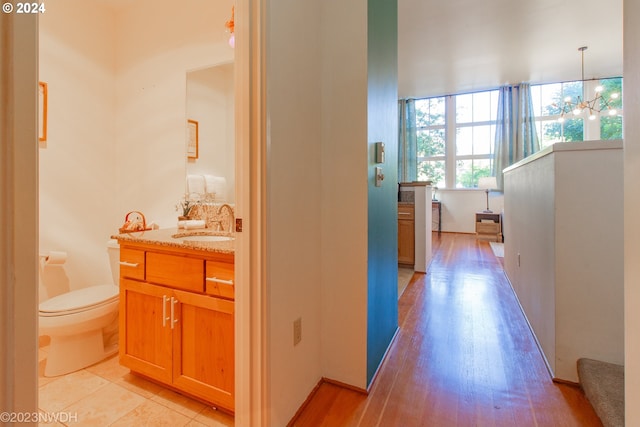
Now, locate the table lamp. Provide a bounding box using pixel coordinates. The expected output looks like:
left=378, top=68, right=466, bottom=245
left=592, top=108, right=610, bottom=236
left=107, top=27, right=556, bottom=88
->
left=478, top=177, right=498, bottom=213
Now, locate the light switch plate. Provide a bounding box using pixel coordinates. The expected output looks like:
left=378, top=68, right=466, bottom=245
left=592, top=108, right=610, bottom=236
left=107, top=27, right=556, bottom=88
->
left=375, top=166, right=384, bottom=187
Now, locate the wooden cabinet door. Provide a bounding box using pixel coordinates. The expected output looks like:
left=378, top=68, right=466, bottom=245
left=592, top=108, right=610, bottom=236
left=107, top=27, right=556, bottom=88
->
left=172, top=289, right=235, bottom=412
left=119, top=279, right=173, bottom=384
left=398, top=219, right=415, bottom=265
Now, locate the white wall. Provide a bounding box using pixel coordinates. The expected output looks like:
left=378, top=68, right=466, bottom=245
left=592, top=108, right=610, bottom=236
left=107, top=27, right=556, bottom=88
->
left=114, top=0, right=233, bottom=227
left=266, top=0, right=373, bottom=424
left=434, top=189, right=504, bottom=234
left=38, top=0, right=233, bottom=295
left=266, top=1, right=325, bottom=425
left=624, top=1, right=640, bottom=423
left=504, top=142, right=624, bottom=382
left=504, top=152, right=556, bottom=369
left=320, top=0, right=369, bottom=387
left=39, top=0, right=118, bottom=294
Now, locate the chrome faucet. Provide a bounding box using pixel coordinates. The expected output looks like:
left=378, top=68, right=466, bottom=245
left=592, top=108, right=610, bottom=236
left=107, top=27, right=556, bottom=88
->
left=217, top=204, right=235, bottom=232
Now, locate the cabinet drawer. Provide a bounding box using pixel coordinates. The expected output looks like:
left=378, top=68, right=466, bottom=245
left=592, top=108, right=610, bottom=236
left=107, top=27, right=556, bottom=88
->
left=476, top=222, right=500, bottom=234
left=205, top=260, right=235, bottom=300
left=119, top=248, right=145, bottom=280
left=146, top=252, right=204, bottom=292
left=398, top=204, right=415, bottom=220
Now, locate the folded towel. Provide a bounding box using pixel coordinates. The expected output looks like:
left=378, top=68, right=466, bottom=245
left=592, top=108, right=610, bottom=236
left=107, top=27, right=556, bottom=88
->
left=177, top=219, right=206, bottom=229
left=186, top=174, right=205, bottom=196
left=184, top=220, right=206, bottom=230
left=203, top=175, right=216, bottom=196
left=212, top=176, right=227, bottom=201
left=203, top=175, right=228, bottom=201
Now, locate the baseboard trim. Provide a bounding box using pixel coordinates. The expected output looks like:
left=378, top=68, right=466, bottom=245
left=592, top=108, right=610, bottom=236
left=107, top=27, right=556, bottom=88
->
left=323, top=377, right=368, bottom=394
left=552, top=377, right=581, bottom=388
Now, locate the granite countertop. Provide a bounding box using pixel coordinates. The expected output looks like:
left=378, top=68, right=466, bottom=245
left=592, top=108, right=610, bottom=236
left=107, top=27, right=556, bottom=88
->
left=112, top=228, right=235, bottom=254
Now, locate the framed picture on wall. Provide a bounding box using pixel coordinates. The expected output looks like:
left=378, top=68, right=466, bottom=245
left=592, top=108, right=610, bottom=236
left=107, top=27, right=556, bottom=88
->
left=187, top=119, right=198, bottom=159
left=39, top=82, right=48, bottom=142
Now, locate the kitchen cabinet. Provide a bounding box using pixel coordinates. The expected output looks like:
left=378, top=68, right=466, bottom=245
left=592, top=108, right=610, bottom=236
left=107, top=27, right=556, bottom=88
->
left=118, top=242, right=234, bottom=412
left=398, top=183, right=432, bottom=273
left=398, top=203, right=415, bottom=265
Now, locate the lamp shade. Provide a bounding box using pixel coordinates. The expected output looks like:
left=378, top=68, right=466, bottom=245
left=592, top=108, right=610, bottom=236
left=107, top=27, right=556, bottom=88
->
left=477, top=176, right=497, bottom=190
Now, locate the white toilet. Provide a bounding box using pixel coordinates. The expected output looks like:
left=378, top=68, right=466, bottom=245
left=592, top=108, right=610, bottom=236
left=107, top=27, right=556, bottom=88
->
left=39, top=240, right=120, bottom=377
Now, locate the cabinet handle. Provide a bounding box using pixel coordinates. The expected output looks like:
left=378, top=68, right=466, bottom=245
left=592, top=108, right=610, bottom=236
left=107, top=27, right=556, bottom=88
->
left=398, top=212, right=412, bottom=216
left=205, top=277, right=234, bottom=285
left=162, top=295, right=170, bottom=327
left=162, top=295, right=167, bottom=327
left=171, top=297, right=178, bottom=329
left=119, top=261, right=139, bottom=267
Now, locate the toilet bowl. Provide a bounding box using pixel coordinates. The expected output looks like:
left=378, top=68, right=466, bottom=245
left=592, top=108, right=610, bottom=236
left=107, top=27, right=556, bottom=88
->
left=39, top=240, right=120, bottom=377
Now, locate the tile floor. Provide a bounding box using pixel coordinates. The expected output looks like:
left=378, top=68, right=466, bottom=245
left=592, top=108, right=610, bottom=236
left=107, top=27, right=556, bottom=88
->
left=38, top=342, right=234, bottom=427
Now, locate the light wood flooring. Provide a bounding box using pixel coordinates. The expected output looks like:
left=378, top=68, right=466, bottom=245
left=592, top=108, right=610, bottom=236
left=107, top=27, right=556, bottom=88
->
left=291, top=233, right=603, bottom=427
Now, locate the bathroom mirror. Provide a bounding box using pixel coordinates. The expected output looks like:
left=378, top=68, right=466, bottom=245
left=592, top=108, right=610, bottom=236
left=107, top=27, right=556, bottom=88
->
left=186, top=62, right=235, bottom=203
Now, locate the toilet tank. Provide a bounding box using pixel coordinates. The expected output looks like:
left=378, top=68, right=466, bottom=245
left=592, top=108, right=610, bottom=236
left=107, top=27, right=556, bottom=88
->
left=106, top=239, right=120, bottom=286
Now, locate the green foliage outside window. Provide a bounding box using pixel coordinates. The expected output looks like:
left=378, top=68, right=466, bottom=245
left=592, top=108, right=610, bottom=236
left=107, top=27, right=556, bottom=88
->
left=599, top=78, right=623, bottom=139
left=415, top=98, right=446, bottom=184
left=542, top=78, right=622, bottom=142
left=456, top=161, right=491, bottom=188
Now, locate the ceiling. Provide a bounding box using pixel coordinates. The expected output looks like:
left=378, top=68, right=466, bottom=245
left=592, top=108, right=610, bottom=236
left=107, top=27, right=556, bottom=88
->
left=96, top=0, right=624, bottom=100
left=398, top=0, right=623, bottom=98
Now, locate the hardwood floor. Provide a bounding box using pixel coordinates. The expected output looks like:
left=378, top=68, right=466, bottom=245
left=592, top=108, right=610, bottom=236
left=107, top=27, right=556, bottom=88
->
left=291, top=233, right=602, bottom=427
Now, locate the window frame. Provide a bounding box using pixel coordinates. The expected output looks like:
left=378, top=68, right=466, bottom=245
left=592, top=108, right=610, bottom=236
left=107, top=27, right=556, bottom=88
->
left=531, top=77, right=623, bottom=148
left=410, top=77, right=623, bottom=189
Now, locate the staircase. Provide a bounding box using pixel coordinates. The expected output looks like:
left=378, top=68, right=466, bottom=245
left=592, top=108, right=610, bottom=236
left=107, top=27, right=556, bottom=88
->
left=578, top=358, right=624, bottom=427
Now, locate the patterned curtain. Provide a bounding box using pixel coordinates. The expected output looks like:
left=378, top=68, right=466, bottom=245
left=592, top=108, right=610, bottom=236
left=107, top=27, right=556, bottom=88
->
left=493, top=83, right=540, bottom=190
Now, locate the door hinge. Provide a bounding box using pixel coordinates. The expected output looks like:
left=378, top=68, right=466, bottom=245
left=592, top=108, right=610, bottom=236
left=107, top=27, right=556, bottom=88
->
left=235, top=218, right=243, bottom=232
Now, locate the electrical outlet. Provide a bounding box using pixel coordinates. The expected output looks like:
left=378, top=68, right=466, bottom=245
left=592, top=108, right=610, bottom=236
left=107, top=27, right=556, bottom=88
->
left=293, top=317, right=302, bottom=346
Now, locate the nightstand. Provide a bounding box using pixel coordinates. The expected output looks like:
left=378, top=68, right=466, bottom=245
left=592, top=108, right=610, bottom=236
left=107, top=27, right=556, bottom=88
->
left=475, top=212, right=502, bottom=242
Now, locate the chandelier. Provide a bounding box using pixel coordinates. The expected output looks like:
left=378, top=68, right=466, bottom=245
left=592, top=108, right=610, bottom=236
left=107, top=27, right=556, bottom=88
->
left=557, top=46, right=619, bottom=123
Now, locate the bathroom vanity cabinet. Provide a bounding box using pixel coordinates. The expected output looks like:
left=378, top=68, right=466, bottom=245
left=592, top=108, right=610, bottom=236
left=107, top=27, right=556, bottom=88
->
left=117, top=241, right=235, bottom=412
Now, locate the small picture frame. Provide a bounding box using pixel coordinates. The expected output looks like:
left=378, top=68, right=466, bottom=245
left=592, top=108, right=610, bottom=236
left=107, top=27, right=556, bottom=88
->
left=39, top=82, right=48, bottom=142
left=187, top=119, right=199, bottom=159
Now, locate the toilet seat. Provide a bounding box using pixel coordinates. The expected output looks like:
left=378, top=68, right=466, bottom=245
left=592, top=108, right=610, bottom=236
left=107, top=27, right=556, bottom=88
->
left=39, top=285, right=119, bottom=317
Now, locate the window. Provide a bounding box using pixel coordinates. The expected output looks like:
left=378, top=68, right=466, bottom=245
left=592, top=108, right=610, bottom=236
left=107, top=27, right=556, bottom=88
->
left=531, top=77, right=623, bottom=148
left=454, top=91, right=498, bottom=188
left=408, top=78, right=622, bottom=189
left=414, top=91, right=498, bottom=188
left=415, top=97, right=446, bottom=187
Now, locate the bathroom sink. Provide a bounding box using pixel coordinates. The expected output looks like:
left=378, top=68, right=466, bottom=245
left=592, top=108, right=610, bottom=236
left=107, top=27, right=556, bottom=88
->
left=174, top=235, right=234, bottom=242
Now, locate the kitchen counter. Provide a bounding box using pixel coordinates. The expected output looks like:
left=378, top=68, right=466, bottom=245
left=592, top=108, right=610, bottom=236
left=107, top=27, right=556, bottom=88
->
left=398, top=183, right=432, bottom=273
left=113, top=227, right=235, bottom=254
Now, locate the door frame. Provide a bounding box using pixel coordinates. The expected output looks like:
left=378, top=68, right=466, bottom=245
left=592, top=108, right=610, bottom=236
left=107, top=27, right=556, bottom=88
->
left=234, top=0, right=268, bottom=425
